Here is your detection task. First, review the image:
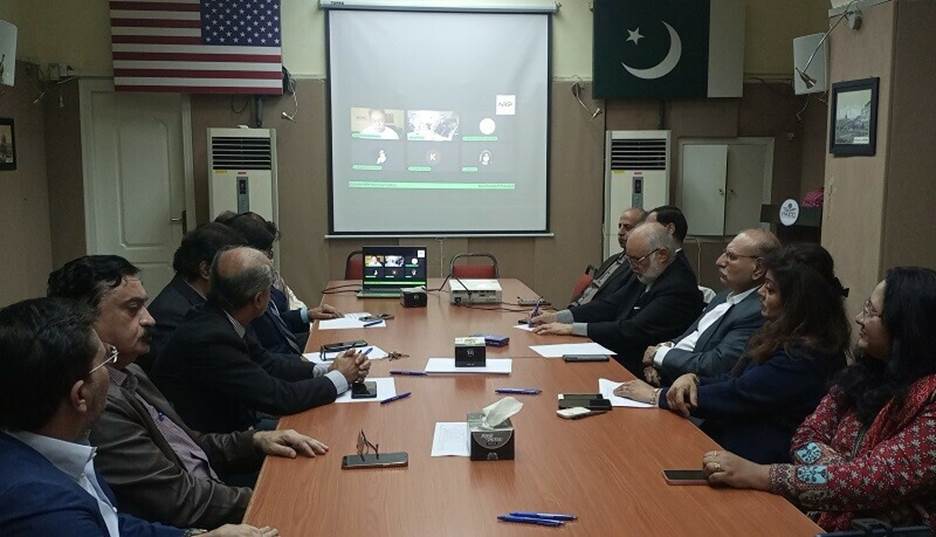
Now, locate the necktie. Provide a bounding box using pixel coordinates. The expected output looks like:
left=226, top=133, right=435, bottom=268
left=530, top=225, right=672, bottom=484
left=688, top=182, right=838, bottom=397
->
left=267, top=300, right=302, bottom=354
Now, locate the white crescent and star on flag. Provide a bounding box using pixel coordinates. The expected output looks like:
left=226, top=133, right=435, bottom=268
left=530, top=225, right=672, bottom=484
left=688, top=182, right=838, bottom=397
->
left=620, top=21, right=683, bottom=80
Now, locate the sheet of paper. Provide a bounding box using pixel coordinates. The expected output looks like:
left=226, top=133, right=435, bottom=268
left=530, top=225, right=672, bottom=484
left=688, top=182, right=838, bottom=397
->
left=528, top=342, right=615, bottom=358
left=424, top=358, right=512, bottom=374
left=513, top=324, right=535, bottom=332
left=431, top=422, right=470, bottom=457
left=335, top=377, right=397, bottom=404
left=317, top=312, right=386, bottom=330
left=301, top=345, right=389, bottom=363
left=598, top=378, right=654, bottom=408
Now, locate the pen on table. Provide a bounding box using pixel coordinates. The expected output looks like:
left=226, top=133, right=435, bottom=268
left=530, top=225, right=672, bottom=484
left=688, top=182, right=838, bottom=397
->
left=495, top=388, right=542, bottom=395
left=497, top=515, right=564, bottom=527
left=531, top=298, right=542, bottom=318
left=389, top=369, right=428, bottom=376
left=362, top=319, right=383, bottom=327
left=361, top=347, right=373, bottom=356
left=380, top=391, right=412, bottom=405
left=509, top=512, right=577, bottom=521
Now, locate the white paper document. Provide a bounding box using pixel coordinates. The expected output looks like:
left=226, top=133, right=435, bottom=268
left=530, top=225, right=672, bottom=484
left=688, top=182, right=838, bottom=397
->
left=513, top=324, right=535, bottom=332
left=317, top=312, right=386, bottom=330
left=424, top=358, right=512, bottom=374
left=528, top=342, right=615, bottom=358
left=302, top=345, right=389, bottom=363
left=598, top=378, right=654, bottom=408
left=431, top=422, right=470, bottom=457
left=334, top=377, right=397, bottom=404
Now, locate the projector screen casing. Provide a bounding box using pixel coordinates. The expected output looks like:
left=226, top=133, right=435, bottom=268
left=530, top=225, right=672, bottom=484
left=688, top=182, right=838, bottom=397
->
left=326, top=9, right=551, bottom=235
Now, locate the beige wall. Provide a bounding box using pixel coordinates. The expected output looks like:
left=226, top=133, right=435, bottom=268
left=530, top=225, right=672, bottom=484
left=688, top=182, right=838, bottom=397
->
left=3, top=0, right=828, bottom=78
left=0, top=63, right=54, bottom=306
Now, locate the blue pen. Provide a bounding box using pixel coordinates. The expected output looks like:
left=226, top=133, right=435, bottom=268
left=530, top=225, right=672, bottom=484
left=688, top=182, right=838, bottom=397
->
left=509, top=512, right=577, bottom=521
left=389, top=369, right=428, bottom=376
left=498, top=515, right=563, bottom=527
left=495, top=388, right=542, bottom=395
left=380, top=391, right=412, bottom=405
left=531, top=298, right=542, bottom=318
left=362, top=319, right=383, bottom=327
left=362, top=347, right=373, bottom=356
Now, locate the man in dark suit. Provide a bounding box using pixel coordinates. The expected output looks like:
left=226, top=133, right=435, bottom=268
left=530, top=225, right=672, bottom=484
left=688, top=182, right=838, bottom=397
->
left=569, top=207, right=646, bottom=307
left=640, top=228, right=781, bottom=385
left=0, top=296, right=276, bottom=537
left=153, top=246, right=370, bottom=434
left=144, top=223, right=246, bottom=371
left=47, top=255, right=327, bottom=530
left=533, top=223, right=703, bottom=373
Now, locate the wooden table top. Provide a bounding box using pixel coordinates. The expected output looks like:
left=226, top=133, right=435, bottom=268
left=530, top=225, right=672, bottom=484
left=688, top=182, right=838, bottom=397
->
left=244, top=279, right=821, bottom=536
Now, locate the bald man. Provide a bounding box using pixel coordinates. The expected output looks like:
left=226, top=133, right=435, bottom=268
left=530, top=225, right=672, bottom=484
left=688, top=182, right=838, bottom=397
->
left=533, top=223, right=702, bottom=373
left=153, top=247, right=371, bottom=434
left=570, top=207, right=647, bottom=307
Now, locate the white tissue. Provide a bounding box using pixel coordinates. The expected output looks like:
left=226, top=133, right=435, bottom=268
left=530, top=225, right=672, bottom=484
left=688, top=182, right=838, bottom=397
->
left=480, top=396, right=523, bottom=429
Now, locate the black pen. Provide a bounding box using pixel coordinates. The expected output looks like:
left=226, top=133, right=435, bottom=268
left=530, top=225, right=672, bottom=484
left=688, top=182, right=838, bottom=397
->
left=380, top=392, right=412, bottom=405
left=362, top=319, right=383, bottom=327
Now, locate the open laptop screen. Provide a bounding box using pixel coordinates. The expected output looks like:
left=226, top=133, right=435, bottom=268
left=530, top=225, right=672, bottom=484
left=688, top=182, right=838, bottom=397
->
left=361, top=246, right=427, bottom=290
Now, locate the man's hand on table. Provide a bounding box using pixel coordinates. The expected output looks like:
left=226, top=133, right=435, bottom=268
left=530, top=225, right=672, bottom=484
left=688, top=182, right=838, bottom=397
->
left=252, top=429, right=329, bottom=458
left=531, top=322, right=573, bottom=336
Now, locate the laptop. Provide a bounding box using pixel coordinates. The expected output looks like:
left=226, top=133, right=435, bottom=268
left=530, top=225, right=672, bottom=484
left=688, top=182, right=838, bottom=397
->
left=357, top=245, right=428, bottom=298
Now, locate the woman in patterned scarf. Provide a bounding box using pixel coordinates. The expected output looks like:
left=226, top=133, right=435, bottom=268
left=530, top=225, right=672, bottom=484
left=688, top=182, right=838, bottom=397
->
left=702, top=266, right=936, bottom=532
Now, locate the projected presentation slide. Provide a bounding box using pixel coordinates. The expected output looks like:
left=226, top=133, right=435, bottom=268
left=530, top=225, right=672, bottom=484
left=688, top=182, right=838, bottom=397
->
left=328, top=10, right=549, bottom=234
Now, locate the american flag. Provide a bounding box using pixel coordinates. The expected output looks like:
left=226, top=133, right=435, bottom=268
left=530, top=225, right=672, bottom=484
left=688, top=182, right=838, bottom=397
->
left=110, top=0, right=283, bottom=94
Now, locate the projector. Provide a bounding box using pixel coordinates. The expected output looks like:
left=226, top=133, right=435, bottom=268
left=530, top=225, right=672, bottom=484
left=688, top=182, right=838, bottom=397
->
left=449, top=279, right=502, bottom=305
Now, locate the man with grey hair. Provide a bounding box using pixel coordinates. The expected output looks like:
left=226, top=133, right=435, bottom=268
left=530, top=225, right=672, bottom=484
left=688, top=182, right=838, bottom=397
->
left=569, top=207, right=647, bottom=307
left=153, top=247, right=370, bottom=434
left=532, top=222, right=702, bottom=373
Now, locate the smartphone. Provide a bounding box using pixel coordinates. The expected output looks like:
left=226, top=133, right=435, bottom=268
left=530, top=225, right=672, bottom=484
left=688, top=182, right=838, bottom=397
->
left=662, top=469, right=708, bottom=485
left=342, top=451, right=409, bottom=469
left=562, top=354, right=610, bottom=362
left=322, top=340, right=368, bottom=353
left=557, top=407, right=607, bottom=419
left=360, top=313, right=394, bottom=323
left=351, top=381, right=377, bottom=399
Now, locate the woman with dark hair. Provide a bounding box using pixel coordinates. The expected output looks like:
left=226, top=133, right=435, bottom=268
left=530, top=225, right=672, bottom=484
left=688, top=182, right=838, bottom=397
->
left=616, top=243, right=851, bottom=463
left=701, top=267, right=936, bottom=532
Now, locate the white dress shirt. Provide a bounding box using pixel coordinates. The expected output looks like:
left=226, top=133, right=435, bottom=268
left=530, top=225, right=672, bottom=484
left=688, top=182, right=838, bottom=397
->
left=653, top=286, right=759, bottom=367
left=6, top=429, right=120, bottom=537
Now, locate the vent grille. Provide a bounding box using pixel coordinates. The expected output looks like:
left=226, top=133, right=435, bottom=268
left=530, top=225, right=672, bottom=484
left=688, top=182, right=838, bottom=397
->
left=211, top=136, right=273, bottom=170
left=610, top=138, right=667, bottom=171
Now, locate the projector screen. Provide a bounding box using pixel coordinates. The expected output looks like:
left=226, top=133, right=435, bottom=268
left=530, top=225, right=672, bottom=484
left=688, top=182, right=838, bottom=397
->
left=327, top=9, right=550, bottom=234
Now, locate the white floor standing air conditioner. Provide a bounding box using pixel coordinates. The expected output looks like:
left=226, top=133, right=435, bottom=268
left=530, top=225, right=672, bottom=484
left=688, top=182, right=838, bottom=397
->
left=208, top=128, right=278, bottom=224
left=603, top=130, right=670, bottom=258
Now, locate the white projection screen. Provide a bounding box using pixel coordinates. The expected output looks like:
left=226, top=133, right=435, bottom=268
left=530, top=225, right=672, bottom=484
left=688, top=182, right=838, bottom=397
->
left=327, top=9, right=550, bottom=234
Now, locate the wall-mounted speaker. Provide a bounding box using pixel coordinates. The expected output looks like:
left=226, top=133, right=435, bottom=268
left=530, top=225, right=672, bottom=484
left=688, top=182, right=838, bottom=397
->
left=0, top=20, right=17, bottom=87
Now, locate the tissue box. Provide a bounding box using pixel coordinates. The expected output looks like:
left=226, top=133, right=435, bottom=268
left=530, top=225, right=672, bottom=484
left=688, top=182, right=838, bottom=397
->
left=455, top=337, right=486, bottom=367
left=467, top=412, right=515, bottom=461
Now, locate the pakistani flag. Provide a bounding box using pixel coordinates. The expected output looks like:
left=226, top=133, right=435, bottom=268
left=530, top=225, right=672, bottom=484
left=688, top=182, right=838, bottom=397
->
left=593, top=0, right=745, bottom=99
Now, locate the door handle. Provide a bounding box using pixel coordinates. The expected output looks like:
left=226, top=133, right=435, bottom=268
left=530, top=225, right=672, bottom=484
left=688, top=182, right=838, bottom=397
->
left=717, top=188, right=725, bottom=196
left=170, top=210, right=187, bottom=233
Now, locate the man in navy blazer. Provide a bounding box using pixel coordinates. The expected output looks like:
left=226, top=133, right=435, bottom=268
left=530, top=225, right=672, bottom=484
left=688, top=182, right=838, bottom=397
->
left=0, top=297, right=275, bottom=537
left=569, top=207, right=646, bottom=307
left=641, top=229, right=781, bottom=385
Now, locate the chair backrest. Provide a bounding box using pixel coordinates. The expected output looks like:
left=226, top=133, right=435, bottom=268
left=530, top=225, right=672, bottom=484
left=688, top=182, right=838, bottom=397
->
left=698, top=285, right=717, bottom=305
left=450, top=253, right=499, bottom=279
left=570, top=271, right=594, bottom=302
left=345, top=250, right=363, bottom=280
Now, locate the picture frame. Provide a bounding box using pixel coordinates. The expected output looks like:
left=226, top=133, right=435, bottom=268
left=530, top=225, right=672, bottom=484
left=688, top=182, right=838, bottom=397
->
left=0, top=117, right=14, bottom=171
left=829, top=77, right=879, bottom=156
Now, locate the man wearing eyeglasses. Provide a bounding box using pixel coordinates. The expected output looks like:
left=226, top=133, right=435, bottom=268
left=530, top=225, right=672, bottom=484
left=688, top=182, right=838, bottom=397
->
left=532, top=223, right=703, bottom=373
left=636, top=229, right=781, bottom=387
left=0, top=297, right=279, bottom=537
left=47, top=255, right=329, bottom=530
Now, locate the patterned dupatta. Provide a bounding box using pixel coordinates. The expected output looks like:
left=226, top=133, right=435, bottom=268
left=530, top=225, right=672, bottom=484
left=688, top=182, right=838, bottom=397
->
left=818, top=373, right=936, bottom=531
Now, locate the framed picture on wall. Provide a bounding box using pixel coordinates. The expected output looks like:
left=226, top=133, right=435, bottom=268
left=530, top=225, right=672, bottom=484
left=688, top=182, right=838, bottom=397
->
left=829, top=77, right=879, bottom=156
left=0, top=118, right=14, bottom=171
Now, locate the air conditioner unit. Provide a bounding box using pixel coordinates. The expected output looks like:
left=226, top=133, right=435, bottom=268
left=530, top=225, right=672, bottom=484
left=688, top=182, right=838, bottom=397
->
left=208, top=128, right=278, bottom=223
left=603, top=130, right=670, bottom=258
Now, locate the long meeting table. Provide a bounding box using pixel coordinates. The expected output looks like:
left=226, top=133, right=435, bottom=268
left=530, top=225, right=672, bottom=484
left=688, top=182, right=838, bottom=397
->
left=245, top=279, right=822, bottom=536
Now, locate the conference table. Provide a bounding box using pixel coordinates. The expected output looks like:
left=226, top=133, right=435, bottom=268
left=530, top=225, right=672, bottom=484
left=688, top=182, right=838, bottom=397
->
left=245, top=279, right=822, bottom=536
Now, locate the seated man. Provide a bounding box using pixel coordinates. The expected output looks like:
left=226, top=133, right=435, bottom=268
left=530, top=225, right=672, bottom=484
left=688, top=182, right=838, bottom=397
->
left=220, top=211, right=341, bottom=355
left=533, top=223, right=702, bottom=374
left=570, top=207, right=646, bottom=307
left=143, top=222, right=246, bottom=371
left=47, top=255, right=326, bottom=529
left=646, top=204, right=688, bottom=251
left=153, top=246, right=370, bottom=433
left=641, top=228, right=781, bottom=386
left=0, top=296, right=276, bottom=537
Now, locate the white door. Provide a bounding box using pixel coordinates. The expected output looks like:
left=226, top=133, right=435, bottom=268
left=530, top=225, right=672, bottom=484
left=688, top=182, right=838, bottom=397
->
left=680, top=144, right=728, bottom=236
left=80, top=79, right=195, bottom=296
left=725, top=142, right=773, bottom=235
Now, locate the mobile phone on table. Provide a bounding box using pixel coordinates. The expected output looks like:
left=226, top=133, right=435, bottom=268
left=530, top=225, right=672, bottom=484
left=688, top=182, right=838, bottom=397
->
left=322, top=340, right=368, bottom=353
left=557, top=407, right=607, bottom=420
left=562, top=354, right=610, bottom=362
left=351, top=381, right=378, bottom=399
left=662, top=469, right=708, bottom=485
left=341, top=451, right=409, bottom=469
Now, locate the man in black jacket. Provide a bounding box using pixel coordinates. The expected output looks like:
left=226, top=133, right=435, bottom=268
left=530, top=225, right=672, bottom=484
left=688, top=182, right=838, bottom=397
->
left=153, top=246, right=370, bottom=433
left=569, top=207, right=646, bottom=307
left=533, top=223, right=702, bottom=373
